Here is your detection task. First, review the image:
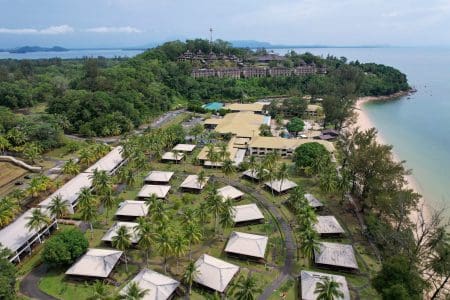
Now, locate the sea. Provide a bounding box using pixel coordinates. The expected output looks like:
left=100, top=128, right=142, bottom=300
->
left=2, top=47, right=449, bottom=211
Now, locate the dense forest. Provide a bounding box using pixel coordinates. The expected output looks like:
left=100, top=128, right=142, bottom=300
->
left=0, top=39, right=409, bottom=140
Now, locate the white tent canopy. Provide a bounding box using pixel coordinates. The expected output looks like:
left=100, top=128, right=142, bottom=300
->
left=300, top=270, right=350, bottom=300
left=314, top=216, right=345, bottom=235
left=314, top=242, right=358, bottom=270
left=265, top=179, right=297, bottom=193
left=225, top=232, right=268, bottom=259
left=180, top=175, right=209, bottom=190
left=194, top=254, right=239, bottom=292
left=217, top=185, right=244, bottom=200
left=144, top=171, right=174, bottom=184
left=232, top=204, right=265, bottom=223
left=138, top=185, right=171, bottom=199
left=102, top=222, right=140, bottom=244
left=120, top=268, right=180, bottom=300
left=115, top=200, right=148, bottom=218
left=65, top=248, right=123, bottom=278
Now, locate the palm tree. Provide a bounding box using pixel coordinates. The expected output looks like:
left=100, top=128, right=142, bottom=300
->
left=183, top=260, right=199, bottom=295
left=23, top=142, right=42, bottom=164
left=0, top=135, right=11, bottom=154
left=118, top=167, right=136, bottom=187
left=87, top=280, right=111, bottom=300
left=156, top=228, right=173, bottom=273
left=100, top=187, right=115, bottom=223
left=206, top=189, right=223, bottom=234
left=206, top=144, right=217, bottom=165
left=314, top=277, right=344, bottom=300
left=62, top=159, right=80, bottom=175
left=219, top=143, right=230, bottom=162
left=25, top=208, right=50, bottom=234
left=90, top=169, right=111, bottom=194
left=184, top=221, right=202, bottom=259
left=48, top=195, right=68, bottom=221
left=79, top=147, right=96, bottom=166
left=135, top=218, right=154, bottom=266
left=0, top=196, right=20, bottom=227
left=27, top=177, right=46, bottom=199
left=222, top=159, right=235, bottom=183
left=172, top=234, right=188, bottom=273
left=119, top=281, right=149, bottom=300
left=299, top=229, right=320, bottom=260
left=173, top=150, right=181, bottom=164
left=233, top=273, right=262, bottom=300
left=112, top=225, right=132, bottom=272
left=195, top=202, right=209, bottom=234
left=78, top=195, right=98, bottom=240
left=277, top=162, right=290, bottom=192
left=319, top=166, right=338, bottom=194
left=197, top=170, right=207, bottom=189
left=218, top=205, right=234, bottom=235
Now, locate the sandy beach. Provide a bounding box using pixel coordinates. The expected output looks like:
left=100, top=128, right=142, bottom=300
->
left=354, top=96, right=431, bottom=222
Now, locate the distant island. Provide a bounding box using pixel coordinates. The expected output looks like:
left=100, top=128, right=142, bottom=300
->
left=6, top=46, right=69, bottom=54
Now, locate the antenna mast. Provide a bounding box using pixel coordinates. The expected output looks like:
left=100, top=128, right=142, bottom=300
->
left=209, top=27, right=213, bottom=52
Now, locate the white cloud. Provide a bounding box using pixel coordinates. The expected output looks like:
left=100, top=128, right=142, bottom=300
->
left=85, top=26, right=143, bottom=33
left=0, top=25, right=74, bottom=35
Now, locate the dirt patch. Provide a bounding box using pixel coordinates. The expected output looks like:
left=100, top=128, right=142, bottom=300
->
left=0, top=161, right=28, bottom=187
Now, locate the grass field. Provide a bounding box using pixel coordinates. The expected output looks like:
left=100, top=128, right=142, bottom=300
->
left=0, top=161, right=27, bottom=187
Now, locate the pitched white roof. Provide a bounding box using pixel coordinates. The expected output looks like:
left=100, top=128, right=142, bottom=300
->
left=232, top=204, right=264, bottom=223
left=173, top=144, right=196, bottom=152
left=300, top=270, right=350, bottom=300
left=265, top=179, right=298, bottom=193
left=101, top=222, right=140, bottom=244
left=225, top=232, right=268, bottom=259
left=180, top=175, right=209, bottom=190
left=39, top=172, right=92, bottom=212
left=84, top=146, right=124, bottom=174
left=304, top=194, right=323, bottom=208
left=138, top=185, right=171, bottom=199
left=144, top=171, right=174, bottom=183
left=314, top=216, right=345, bottom=235
left=161, top=152, right=184, bottom=161
left=0, top=208, right=53, bottom=254
left=194, top=254, right=239, bottom=292
left=120, top=268, right=180, bottom=300
left=65, top=248, right=123, bottom=278
left=115, top=200, right=148, bottom=217
left=242, top=169, right=268, bottom=180
left=314, top=242, right=358, bottom=270
left=217, top=185, right=244, bottom=200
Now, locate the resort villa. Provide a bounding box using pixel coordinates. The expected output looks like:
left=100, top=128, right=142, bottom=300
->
left=115, top=200, right=149, bottom=220
left=65, top=248, right=123, bottom=278
left=232, top=203, right=265, bottom=224
left=314, top=216, right=345, bottom=236
left=144, top=171, right=174, bottom=185
left=193, top=254, right=239, bottom=293
left=101, top=222, right=140, bottom=244
left=224, top=231, right=268, bottom=260
left=120, top=269, right=180, bottom=300
left=314, top=242, right=359, bottom=271
left=300, top=270, right=350, bottom=300
left=217, top=185, right=244, bottom=201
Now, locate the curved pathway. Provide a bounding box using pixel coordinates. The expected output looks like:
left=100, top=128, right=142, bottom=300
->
left=20, top=264, right=57, bottom=300
left=213, top=176, right=297, bottom=300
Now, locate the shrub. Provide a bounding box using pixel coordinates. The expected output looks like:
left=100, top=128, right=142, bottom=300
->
left=42, top=228, right=88, bottom=268
left=293, top=142, right=330, bottom=170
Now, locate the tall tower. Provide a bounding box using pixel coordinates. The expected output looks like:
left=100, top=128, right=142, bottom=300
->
left=209, top=27, right=213, bottom=53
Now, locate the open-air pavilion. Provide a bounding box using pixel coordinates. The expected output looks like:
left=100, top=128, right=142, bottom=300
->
left=101, top=222, right=140, bottom=244
left=217, top=185, right=244, bottom=201
left=144, top=171, right=174, bottom=184
left=115, top=200, right=148, bottom=219
left=304, top=194, right=324, bottom=208
left=300, top=270, right=350, bottom=300
left=314, top=216, right=345, bottom=236
left=314, top=242, right=359, bottom=271
left=172, top=144, right=196, bottom=152
left=138, top=185, right=171, bottom=199
left=265, top=179, right=298, bottom=194
left=231, top=204, right=265, bottom=224
left=65, top=248, right=123, bottom=278
left=225, top=232, right=268, bottom=260
left=180, top=175, right=209, bottom=192
left=120, top=268, right=180, bottom=300
left=161, top=152, right=184, bottom=162
left=193, top=254, right=239, bottom=293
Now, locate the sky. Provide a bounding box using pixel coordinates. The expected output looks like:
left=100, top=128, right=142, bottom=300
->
left=0, top=0, right=450, bottom=48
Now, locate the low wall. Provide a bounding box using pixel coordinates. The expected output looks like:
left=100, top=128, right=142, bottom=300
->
left=0, top=156, right=42, bottom=172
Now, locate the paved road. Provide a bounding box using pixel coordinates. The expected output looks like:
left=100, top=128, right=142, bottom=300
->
left=20, top=264, right=57, bottom=300
left=213, top=176, right=297, bottom=300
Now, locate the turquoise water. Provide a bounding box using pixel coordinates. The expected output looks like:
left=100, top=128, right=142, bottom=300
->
left=203, top=102, right=224, bottom=111
left=276, top=47, right=450, bottom=210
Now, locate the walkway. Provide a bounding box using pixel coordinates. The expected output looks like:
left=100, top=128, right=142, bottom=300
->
left=20, top=264, right=57, bottom=300
left=213, top=176, right=297, bottom=300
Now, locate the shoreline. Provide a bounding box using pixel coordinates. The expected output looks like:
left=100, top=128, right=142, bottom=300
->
left=354, top=91, right=431, bottom=222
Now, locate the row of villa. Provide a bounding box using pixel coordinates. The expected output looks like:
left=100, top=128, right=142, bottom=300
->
left=192, top=65, right=326, bottom=79
left=0, top=146, right=126, bottom=263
